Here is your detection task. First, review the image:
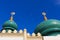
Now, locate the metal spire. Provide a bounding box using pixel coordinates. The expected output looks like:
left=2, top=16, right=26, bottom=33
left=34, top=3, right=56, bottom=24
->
left=10, top=12, right=15, bottom=21
left=42, top=12, right=47, bottom=21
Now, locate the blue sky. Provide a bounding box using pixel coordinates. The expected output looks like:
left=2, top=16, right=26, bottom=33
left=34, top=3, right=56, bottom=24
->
left=0, top=0, right=60, bottom=34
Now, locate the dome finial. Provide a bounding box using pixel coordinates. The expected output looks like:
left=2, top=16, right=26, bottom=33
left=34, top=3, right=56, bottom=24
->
left=42, top=12, right=47, bottom=21
left=10, top=12, right=15, bottom=21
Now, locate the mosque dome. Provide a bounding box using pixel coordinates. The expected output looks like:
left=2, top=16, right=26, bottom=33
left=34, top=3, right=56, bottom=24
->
left=2, top=20, right=17, bottom=30
left=2, top=12, right=18, bottom=32
left=34, top=12, right=60, bottom=36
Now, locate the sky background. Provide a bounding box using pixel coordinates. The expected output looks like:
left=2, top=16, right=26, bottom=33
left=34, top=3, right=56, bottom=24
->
left=0, top=0, right=60, bottom=34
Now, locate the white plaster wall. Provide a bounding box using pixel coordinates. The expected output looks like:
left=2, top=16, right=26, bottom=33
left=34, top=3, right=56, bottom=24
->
left=0, top=37, right=24, bottom=40
left=27, top=37, right=42, bottom=40
left=43, top=36, right=60, bottom=40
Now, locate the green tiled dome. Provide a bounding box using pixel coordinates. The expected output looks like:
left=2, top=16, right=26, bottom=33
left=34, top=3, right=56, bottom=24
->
left=2, top=20, right=18, bottom=31
left=34, top=19, right=60, bottom=36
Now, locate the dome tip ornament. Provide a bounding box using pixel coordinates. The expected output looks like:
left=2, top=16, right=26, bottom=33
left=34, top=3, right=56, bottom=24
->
left=42, top=12, right=46, bottom=16
left=11, top=12, right=15, bottom=16
left=10, top=12, right=15, bottom=21
left=42, top=12, right=47, bottom=21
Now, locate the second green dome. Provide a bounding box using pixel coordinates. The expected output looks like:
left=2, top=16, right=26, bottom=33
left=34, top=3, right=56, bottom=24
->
left=34, top=19, right=60, bottom=36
